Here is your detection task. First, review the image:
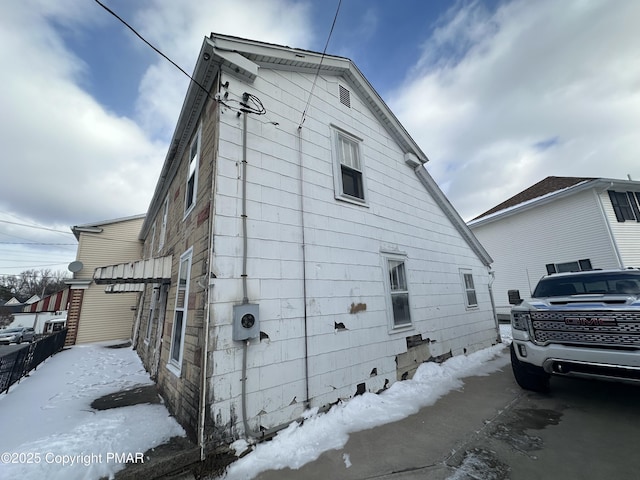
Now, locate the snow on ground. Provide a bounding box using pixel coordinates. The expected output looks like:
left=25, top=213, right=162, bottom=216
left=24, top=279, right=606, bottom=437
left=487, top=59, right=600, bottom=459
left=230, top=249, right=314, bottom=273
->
left=0, top=325, right=514, bottom=480
left=218, top=325, right=513, bottom=480
left=0, top=341, right=185, bottom=480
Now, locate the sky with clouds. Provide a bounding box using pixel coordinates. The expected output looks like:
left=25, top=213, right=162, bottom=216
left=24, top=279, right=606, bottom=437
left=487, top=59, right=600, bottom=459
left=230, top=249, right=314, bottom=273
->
left=1, top=0, right=639, bottom=278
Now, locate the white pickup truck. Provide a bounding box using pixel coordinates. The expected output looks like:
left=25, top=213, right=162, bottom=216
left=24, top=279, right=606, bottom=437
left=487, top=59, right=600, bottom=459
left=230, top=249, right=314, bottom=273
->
left=509, top=269, right=640, bottom=392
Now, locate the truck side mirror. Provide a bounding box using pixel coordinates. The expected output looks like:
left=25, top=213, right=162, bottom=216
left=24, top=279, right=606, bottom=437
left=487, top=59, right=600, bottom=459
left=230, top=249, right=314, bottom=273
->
left=508, top=289, right=523, bottom=305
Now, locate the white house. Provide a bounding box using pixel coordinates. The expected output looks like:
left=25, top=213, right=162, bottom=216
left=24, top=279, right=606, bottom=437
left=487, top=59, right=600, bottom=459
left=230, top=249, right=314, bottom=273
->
left=468, top=176, right=640, bottom=318
left=94, top=33, right=499, bottom=450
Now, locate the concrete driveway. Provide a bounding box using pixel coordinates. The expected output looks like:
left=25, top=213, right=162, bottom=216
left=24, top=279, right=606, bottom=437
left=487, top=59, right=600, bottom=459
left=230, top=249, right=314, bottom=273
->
left=254, top=354, right=640, bottom=479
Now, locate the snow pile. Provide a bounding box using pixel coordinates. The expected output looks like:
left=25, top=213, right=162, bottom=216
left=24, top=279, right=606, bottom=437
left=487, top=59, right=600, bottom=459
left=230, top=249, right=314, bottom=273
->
left=0, top=342, right=185, bottom=480
left=221, top=326, right=512, bottom=480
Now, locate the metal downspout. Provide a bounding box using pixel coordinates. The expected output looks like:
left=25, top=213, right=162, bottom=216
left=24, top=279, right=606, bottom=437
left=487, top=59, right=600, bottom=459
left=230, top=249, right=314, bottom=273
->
left=238, top=109, right=269, bottom=440
left=297, top=126, right=311, bottom=409
left=487, top=270, right=501, bottom=343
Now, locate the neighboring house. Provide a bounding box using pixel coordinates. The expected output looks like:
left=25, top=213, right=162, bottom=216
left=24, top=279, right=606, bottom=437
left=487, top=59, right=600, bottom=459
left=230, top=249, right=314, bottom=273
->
left=20, top=289, right=69, bottom=333
left=468, top=176, right=640, bottom=318
left=64, top=215, right=145, bottom=346
left=93, top=33, right=498, bottom=447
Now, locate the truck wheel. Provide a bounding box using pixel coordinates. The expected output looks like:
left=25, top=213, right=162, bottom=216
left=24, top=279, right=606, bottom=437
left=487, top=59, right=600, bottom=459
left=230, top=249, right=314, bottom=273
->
left=510, top=343, right=550, bottom=392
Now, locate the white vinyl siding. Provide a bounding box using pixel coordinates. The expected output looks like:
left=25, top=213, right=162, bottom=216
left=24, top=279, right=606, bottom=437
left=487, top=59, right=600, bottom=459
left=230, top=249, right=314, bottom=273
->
left=471, top=189, right=620, bottom=316
left=210, top=69, right=496, bottom=432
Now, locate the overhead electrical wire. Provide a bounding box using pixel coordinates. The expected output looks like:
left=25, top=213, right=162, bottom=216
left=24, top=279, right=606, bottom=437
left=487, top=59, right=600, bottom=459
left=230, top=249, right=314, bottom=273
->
left=0, top=219, right=73, bottom=235
left=298, top=0, right=343, bottom=128
left=94, top=0, right=271, bottom=119
left=94, top=0, right=214, bottom=102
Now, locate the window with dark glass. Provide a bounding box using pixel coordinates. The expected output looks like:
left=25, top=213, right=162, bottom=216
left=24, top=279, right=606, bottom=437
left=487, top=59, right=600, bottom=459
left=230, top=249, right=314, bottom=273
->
left=185, top=131, right=200, bottom=214
left=388, top=259, right=411, bottom=326
left=608, top=190, right=639, bottom=222
left=338, top=134, right=364, bottom=201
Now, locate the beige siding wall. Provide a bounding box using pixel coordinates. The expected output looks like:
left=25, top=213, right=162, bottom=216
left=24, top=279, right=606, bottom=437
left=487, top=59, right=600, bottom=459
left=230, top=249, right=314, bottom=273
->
left=74, top=217, right=144, bottom=344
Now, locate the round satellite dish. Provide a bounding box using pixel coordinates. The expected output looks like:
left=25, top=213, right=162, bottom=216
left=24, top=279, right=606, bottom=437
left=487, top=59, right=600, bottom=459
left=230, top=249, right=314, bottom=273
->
left=68, top=261, right=84, bottom=273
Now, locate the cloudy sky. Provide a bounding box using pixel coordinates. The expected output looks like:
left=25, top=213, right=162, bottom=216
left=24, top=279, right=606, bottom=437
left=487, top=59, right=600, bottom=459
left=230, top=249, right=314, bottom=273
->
left=1, top=0, right=639, bottom=278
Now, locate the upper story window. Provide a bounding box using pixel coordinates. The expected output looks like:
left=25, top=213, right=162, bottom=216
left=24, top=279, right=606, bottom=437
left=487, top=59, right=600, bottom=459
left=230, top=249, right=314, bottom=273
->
left=460, top=270, right=478, bottom=308
left=185, top=127, right=201, bottom=215
left=331, top=127, right=367, bottom=204
left=608, top=190, right=640, bottom=222
left=159, top=196, right=169, bottom=251
left=148, top=223, right=156, bottom=259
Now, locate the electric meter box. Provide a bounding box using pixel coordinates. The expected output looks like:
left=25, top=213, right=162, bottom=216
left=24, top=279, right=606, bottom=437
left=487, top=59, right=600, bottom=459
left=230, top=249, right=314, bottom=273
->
left=232, top=303, right=260, bottom=341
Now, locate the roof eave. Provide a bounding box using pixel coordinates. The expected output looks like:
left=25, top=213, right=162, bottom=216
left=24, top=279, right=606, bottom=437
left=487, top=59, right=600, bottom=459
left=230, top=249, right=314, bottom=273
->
left=140, top=39, right=218, bottom=239
left=468, top=179, right=612, bottom=228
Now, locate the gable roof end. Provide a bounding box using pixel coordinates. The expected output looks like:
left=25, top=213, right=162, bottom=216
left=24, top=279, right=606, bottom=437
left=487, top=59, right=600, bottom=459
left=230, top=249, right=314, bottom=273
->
left=139, top=33, right=490, bottom=266
left=469, top=176, right=640, bottom=228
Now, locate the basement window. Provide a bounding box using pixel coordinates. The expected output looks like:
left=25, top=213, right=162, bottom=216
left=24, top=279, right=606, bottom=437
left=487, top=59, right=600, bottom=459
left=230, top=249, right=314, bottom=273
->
left=331, top=126, right=367, bottom=204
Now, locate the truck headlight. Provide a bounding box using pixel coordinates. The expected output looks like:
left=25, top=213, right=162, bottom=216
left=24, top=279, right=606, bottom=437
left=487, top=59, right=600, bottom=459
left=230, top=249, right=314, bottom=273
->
left=511, top=312, right=531, bottom=331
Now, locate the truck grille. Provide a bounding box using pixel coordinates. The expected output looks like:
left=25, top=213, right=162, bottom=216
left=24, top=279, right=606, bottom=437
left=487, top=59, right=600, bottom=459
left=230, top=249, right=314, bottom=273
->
left=531, top=311, right=640, bottom=347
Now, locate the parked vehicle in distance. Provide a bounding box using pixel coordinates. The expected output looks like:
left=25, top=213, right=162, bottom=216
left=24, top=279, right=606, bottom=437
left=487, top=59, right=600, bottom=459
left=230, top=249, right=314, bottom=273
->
left=508, top=269, right=640, bottom=392
left=0, top=327, right=35, bottom=345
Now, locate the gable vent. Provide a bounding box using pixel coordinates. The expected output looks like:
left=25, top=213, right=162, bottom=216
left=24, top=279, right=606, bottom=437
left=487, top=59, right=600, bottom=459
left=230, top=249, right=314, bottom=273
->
left=339, top=85, right=351, bottom=108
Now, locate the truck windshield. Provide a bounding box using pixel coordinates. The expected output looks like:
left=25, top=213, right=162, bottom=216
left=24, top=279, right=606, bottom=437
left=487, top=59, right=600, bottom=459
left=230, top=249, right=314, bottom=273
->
left=533, top=272, right=640, bottom=297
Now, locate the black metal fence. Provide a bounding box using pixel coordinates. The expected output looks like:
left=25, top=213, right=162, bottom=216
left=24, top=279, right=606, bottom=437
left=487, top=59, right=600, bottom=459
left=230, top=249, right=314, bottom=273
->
left=0, top=328, right=68, bottom=394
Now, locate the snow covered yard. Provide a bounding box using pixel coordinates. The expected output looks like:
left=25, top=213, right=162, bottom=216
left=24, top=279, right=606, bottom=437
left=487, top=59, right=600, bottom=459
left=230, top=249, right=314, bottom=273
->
left=0, top=341, right=185, bottom=480
left=218, top=325, right=513, bottom=480
left=0, top=326, right=513, bottom=480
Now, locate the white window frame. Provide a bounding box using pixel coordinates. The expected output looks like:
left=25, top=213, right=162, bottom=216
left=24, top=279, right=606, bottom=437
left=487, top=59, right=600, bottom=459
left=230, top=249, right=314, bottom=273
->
left=383, top=252, right=412, bottom=329
left=330, top=125, right=368, bottom=205
left=168, top=248, right=192, bottom=375
left=460, top=269, right=478, bottom=308
left=159, top=196, right=169, bottom=251
left=184, top=127, right=201, bottom=216
left=149, top=222, right=156, bottom=258
left=145, top=285, right=158, bottom=344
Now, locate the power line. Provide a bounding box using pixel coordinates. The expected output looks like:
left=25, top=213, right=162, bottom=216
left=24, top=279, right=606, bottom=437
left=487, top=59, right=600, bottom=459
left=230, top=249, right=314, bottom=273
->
left=0, top=219, right=73, bottom=235
left=0, top=262, right=70, bottom=270
left=298, top=0, right=343, bottom=128
left=0, top=242, right=77, bottom=246
left=94, top=0, right=213, bottom=103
